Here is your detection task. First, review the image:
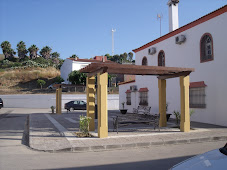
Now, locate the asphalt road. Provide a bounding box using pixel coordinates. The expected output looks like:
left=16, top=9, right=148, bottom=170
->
left=0, top=108, right=226, bottom=170
left=0, top=94, right=119, bottom=109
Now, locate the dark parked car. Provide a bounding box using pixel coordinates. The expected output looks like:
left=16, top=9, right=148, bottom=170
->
left=64, top=100, right=86, bottom=111
left=0, top=98, right=3, bottom=109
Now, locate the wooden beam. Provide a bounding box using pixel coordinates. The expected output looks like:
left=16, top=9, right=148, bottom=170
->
left=80, top=62, right=195, bottom=76
left=87, top=67, right=108, bottom=77
left=106, top=68, right=169, bottom=75
left=81, top=62, right=194, bottom=72
left=157, top=71, right=191, bottom=79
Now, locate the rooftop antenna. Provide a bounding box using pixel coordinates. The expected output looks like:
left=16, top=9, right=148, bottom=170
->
left=157, top=13, right=163, bottom=37
left=112, top=28, right=116, bottom=56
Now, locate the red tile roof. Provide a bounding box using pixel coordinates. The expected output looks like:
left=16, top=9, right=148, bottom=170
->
left=190, top=81, right=207, bottom=88
left=125, top=90, right=131, bottom=93
left=138, top=87, right=148, bottom=92
left=133, top=5, right=227, bottom=53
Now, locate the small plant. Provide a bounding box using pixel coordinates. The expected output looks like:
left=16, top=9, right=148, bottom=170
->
left=37, top=79, right=46, bottom=89
left=190, top=109, right=195, bottom=117
left=50, top=106, right=55, bottom=114
left=121, top=102, right=125, bottom=109
left=173, top=110, right=181, bottom=126
left=173, top=109, right=196, bottom=128
left=79, top=115, right=92, bottom=136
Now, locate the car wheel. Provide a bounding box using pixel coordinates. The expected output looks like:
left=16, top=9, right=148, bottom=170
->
left=69, top=107, right=73, bottom=112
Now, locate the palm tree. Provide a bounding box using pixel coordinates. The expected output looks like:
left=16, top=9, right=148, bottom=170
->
left=51, top=52, right=60, bottom=64
left=40, top=46, right=52, bottom=59
left=0, top=41, right=16, bottom=60
left=51, top=52, right=60, bottom=59
left=17, top=41, right=28, bottom=60
left=28, top=44, right=39, bottom=59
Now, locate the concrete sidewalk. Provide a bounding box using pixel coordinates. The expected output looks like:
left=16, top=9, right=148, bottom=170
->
left=29, top=111, right=227, bottom=152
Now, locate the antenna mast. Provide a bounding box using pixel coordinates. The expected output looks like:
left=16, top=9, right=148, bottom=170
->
left=157, top=14, right=163, bottom=37
left=112, top=28, right=116, bottom=56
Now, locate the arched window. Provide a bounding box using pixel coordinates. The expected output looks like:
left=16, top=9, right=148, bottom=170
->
left=158, top=51, right=165, bottom=66
left=200, top=33, right=214, bottom=63
left=142, top=57, right=147, bottom=66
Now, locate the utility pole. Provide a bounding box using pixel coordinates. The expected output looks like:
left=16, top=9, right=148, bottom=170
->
left=157, top=14, right=163, bottom=37
left=112, top=28, right=116, bottom=56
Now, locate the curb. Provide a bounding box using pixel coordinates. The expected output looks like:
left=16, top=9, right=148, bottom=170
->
left=28, top=135, right=227, bottom=153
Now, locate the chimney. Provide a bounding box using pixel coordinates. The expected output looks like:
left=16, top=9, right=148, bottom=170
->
left=167, top=0, right=179, bottom=32
left=102, top=55, right=106, bottom=62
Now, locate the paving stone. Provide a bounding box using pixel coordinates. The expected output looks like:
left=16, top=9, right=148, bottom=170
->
left=29, top=111, right=227, bottom=152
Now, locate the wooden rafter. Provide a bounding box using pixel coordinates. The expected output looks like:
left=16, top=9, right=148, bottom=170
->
left=80, top=63, right=194, bottom=77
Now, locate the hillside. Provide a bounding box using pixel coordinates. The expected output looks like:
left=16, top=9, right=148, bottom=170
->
left=0, top=67, right=60, bottom=94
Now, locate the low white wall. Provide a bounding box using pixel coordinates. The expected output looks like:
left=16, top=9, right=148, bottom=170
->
left=0, top=94, right=119, bottom=110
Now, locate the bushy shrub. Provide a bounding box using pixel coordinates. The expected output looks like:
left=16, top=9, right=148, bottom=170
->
left=37, top=79, right=46, bottom=89
left=55, top=76, right=64, bottom=83
left=79, top=115, right=92, bottom=136
left=68, top=70, right=86, bottom=85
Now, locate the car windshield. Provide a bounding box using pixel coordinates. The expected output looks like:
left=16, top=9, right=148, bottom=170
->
left=219, top=143, right=227, bottom=155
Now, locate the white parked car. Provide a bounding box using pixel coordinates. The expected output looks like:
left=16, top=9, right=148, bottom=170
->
left=170, top=143, right=227, bottom=170
left=48, top=83, right=57, bottom=90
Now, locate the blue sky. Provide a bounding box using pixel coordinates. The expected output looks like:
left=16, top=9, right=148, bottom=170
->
left=0, top=0, right=226, bottom=60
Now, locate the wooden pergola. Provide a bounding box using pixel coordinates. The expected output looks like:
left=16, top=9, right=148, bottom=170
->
left=79, top=62, right=194, bottom=138
left=54, top=84, right=86, bottom=114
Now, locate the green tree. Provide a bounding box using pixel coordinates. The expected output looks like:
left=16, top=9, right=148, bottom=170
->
left=17, top=41, right=28, bottom=60
left=113, top=54, right=120, bottom=63
left=128, top=52, right=133, bottom=62
left=40, top=46, right=52, bottom=59
left=55, top=76, right=64, bottom=83
left=28, top=44, right=39, bottom=59
left=68, top=70, right=86, bottom=85
left=70, top=54, right=79, bottom=59
left=1, top=41, right=16, bottom=60
left=119, top=54, right=125, bottom=63
left=105, top=54, right=112, bottom=60
left=123, top=52, right=128, bottom=61
left=37, top=79, right=46, bottom=89
left=51, top=52, right=60, bottom=64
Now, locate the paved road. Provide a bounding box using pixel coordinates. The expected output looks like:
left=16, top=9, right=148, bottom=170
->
left=0, top=108, right=226, bottom=170
left=0, top=94, right=119, bottom=109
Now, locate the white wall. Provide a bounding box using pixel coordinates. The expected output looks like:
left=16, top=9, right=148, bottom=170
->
left=120, top=12, right=227, bottom=126
left=60, top=59, right=73, bottom=84
left=60, top=59, right=91, bottom=84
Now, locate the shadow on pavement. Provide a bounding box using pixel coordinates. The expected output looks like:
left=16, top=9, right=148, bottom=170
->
left=47, top=155, right=194, bottom=170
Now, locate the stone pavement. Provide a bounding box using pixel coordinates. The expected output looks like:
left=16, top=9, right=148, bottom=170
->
left=29, top=110, right=227, bottom=152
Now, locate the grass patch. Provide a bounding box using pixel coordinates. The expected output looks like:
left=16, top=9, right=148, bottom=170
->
left=0, top=67, right=60, bottom=88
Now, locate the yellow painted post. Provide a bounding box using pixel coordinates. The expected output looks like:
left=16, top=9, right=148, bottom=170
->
left=58, top=87, right=62, bottom=115
left=158, top=79, right=167, bottom=127
left=86, top=76, right=96, bottom=131
left=97, top=72, right=108, bottom=138
left=56, top=89, right=59, bottom=114
left=180, top=76, right=190, bottom=132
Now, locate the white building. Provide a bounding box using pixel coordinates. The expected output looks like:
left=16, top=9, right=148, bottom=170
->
left=119, top=2, right=227, bottom=126
left=61, top=56, right=112, bottom=83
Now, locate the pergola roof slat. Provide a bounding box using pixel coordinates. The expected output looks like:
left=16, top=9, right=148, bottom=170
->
left=80, top=63, right=194, bottom=77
